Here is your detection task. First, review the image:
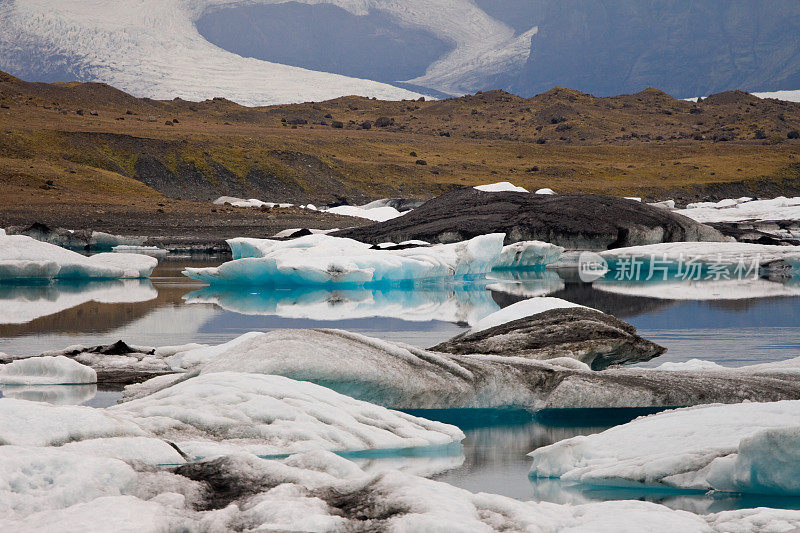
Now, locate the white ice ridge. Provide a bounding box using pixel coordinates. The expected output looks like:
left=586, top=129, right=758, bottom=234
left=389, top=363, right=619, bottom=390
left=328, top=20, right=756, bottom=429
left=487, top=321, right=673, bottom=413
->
left=593, top=277, right=800, bottom=301
left=0, top=235, right=157, bottom=281
left=7, top=446, right=798, bottom=532
left=109, top=372, right=464, bottom=458
left=470, top=297, right=587, bottom=333
left=0, top=279, right=157, bottom=325
left=1, top=1, right=536, bottom=103
left=183, top=234, right=563, bottom=287
left=677, top=196, right=800, bottom=224
left=0, top=356, right=96, bottom=385
left=529, top=400, right=800, bottom=496
left=214, top=195, right=407, bottom=221
left=599, top=241, right=800, bottom=272
left=474, top=181, right=529, bottom=193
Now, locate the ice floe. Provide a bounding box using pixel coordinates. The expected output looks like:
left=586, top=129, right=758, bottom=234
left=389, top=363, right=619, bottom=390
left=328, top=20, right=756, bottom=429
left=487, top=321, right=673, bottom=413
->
left=109, top=372, right=465, bottom=458
left=0, top=235, right=158, bottom=281
left=0, top=356, right=96, bottom=385
left=324, top=204, right=405, bottom=222
left=599, top=241, right=800, bottom=274
left=184, top=234, right=562, bottom=287
left=474, top=181, right=529, bottom=193
left=529, top=400, right=800, bottom=496
left=469, top=297, right=586, bottom=333
left=678, top=196, right=800, bottom=224
left=593, top=277, right=800, bottom=300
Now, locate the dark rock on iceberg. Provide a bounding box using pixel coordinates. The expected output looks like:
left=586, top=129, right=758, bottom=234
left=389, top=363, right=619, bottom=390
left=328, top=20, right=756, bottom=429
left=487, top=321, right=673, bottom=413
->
left=334, top=188, right=725, bottom=249
left=431, top=307, right=665, bottom=370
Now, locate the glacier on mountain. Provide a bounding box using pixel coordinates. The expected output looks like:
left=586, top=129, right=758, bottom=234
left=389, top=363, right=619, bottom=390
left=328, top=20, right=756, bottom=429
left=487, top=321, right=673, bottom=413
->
left=0, top=0, right=536, bottom=104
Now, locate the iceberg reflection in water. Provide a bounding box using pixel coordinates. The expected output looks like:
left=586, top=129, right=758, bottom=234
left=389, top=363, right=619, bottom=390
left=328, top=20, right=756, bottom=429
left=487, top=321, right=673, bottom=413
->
left=183, top=270, right=563, bottom=326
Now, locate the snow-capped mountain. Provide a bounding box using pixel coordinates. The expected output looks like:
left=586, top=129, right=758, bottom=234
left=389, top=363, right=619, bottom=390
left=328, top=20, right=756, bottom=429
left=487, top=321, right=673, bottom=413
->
left=0, top=0, right=535, bottom=105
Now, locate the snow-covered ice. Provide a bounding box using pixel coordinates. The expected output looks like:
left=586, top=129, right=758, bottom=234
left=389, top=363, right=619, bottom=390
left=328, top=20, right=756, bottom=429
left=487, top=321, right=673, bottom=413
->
left=324, top=204, right=405, bottom=222
left=0, top=235, right=157, bottom=281
left=474, top=181, right=529, bottom=193
left=599, top=241, right=800, bottom=274
left=470, top=297, right=587, bottom=333
left=0, top=356, right=96, bottom=385
left=535, top=187, right=556, bottom=195
left=529, top=400, right=800, bottom=496
left=110, top=372, right=465, bottom=458
left=184, top=234, right=562, bottom=287
left=677, top=196, right=800, bottom=224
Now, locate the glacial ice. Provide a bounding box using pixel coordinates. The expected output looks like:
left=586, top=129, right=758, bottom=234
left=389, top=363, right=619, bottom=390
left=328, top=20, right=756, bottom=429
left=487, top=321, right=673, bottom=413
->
left=0, top=235, right=158, bottom=281
left=474, top=181, right=529, bottom=193
left=678, top=196, right=800, bottom=224
left=599, top=241, right=800, bottom=274
left=0, top=356, right=96, bottom=385
left=529, top=400, right=800, bottom=496
left=469, top=297, right=587, bottom=333
left=184, top=234, right=563, bottom=287
left=325, top=204, right=405, bottom=222
left=536, top=188, right=557, bottom=195
left=110, top=372, right=465, bottom=457
left=593, top=277, right=800, bottom=300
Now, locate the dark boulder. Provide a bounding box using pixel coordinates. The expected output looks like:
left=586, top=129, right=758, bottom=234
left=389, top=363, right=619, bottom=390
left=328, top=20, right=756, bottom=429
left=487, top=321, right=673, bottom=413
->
left=333, top=187, right=725, bottom=249
left=431, top=307, right=665, bottom=370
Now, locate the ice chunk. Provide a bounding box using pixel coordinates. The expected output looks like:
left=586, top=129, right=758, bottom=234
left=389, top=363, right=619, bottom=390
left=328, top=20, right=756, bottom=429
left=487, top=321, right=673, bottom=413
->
left=600, top=241, right=800, bottom=274
left=648, top=199, right=676, bottom=209
left=470, top=297, right=587, bottom=333
left=593, top=277, right=800, bottom=300
left=535, top=187, right=556, bottom=194
left=679, top=196, right=800, bottom=223
left=325, top=204, right=404, bottom=221
left=164, top=331, right=263, bottom=370
left=0, top=235, right=157, bottom=280
left=529, top=400, right=800, bottom=495
left=474, top=181, right=529, bottom=193
left=653, top=359, right=725, bottom=371
left=110, top=372, right=465, bottom=457
left=0, top=399, right=144, bottom=446
left=495, top=240, right=564, bottom=269
left=0, top=356, right=96, bottom=385
left=184, top=233, right=527, bottom=286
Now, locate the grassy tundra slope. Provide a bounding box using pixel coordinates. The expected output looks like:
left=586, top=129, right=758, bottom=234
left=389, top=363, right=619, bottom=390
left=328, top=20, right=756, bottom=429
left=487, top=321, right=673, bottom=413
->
left=0, top=70, right=799, bottom=238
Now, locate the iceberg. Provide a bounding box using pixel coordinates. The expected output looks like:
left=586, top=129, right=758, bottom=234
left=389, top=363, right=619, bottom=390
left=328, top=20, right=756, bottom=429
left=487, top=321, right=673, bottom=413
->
left=110, top=372, right=465, bottom=458
left=529, top=400, right=800, bottom=496
left=0, top=235, right=157, bottom=281
left=184, top=234, right=562, bottom=287
left=0, top=356, right=96, bottom=385
left=325, top=204, right=404, bottom=222
left=468, top=297, right=586, bottom=333
left=678, top=196, right=800, bottom=224
left=599, top=241, right=800, bottom=275
left=474, top=181, right=529, bottom=193
left=593, top=276, right=800, bottom=300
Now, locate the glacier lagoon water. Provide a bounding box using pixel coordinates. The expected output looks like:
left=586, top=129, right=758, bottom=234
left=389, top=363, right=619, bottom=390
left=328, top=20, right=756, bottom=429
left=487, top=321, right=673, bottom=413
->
left=2, top=258, right=800, bottom=510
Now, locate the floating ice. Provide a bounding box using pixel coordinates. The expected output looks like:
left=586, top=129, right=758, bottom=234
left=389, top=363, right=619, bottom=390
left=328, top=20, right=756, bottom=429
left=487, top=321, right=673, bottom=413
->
left=110, top=372, right=465, bottom=458
left=529, top=400, right=800, bottom=495
left=0, top=235, right=157, bottom=281
left=184, top=234, right=562, bottom=287
left=325, top=204, right=404, bottom=222
left=0, top=356, right=96, bottom=385
left=593, top=277, right=800, bottom=300
left=470, top=297, right=587, bottom=333
left=474, top=181, right=529, bottom=193
left=535, top=187, right=556, bottom=195
left=679, top=196, right=800, bottom=224
left=599, top=241, right=800, bottom=274
left=0, top=399, right=145, bottom=446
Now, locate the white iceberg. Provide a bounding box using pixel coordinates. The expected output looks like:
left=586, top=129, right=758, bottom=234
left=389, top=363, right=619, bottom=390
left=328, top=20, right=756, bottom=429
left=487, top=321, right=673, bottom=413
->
left=678, top=196, right=800, bottom=224
left=470, top=297, right=587, bottom=333
left=324, top=204, right=404, bottom=222
left=110, top=372, right=465, bottom=458
left=474, top=181, right=529, bottom=193
left=535, top=187, right=556, bottom=195
left=0, top=235, right=157, bottom=281
left=184, top=234, right=562, bottom=287
left=593, top=277, right=800, bottom=300
left=529, top=400, right=800, bottom=496
left=599, top=241, right=800, bottom=274
left=0, top=356, right=96, bottom=385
